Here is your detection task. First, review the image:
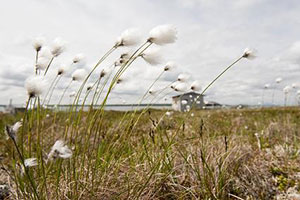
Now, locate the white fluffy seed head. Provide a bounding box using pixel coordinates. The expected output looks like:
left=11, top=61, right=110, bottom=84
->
left=120, top=52, right=131, bottom=59
left=149, top=89, right=157, bottom=96
left=51, top=38, right=65, bottom=57
left=148, top=24, right=177, bottom=45
left=164, top=61, right=177, bottom=71
left=25, top=76, right=46, bottom=97
left=5, top=121, right=22, bottom=140
left=177, top=73, right=190, bottom=82
left=115, top=52, right=132, bottom=66
left=116, top=77, right=125, bottom=84
left=174, top=82, right=188, bottom=92
left=69, top=91, right=76, bottom=97
left=48, top=140, right=72, bottom=161
left=276, top=77, right=282, bottom=83
left=36, top=57, right=49, bottom=70
left=115, top=28, right=141, bottom=47
left=114, top=58, right=125, bottom=67
left=100, top=66, right=113, bottom=78
left=72, top=53, right=85, bottom=64
left=242, top=48, right=256, bottom=59
left=170, top=81, right=179, bottom=90
left=283, top=86, right=291, bottom=94
left=87, top=83, right=93, bottom=91
left=72, top=69, right=87, bottom=81
left=33, top=36, right=45, bottom=52
left=264, top=84, right=270, bottom=89
left=141, top=48, right=162, bottom=65
left=24, top=158, right=38, bottom=167
left=190, top=80, right=201, bottom=91
left=12, top=121, right=22, bottom=134
left=292, top=83, right=298, bottom=89
left=57, top=64, right=69, bottom=75
left=39, top=46, right=52, bottom=58
left=166, top=111, right=173, bottom=116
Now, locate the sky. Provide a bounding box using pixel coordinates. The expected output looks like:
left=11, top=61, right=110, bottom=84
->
left=1, top=0, right=300, bottom=106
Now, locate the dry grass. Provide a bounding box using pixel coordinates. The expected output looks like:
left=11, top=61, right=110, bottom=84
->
left=0, top=107, right=300, bottom=199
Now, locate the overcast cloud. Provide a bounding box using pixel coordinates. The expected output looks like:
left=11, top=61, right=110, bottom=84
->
left=1, top=0, right=300, bottom=106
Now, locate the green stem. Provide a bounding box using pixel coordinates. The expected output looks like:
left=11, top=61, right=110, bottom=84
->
left=201, top=56, right=243, bottom=95
left=57, top=80, right=73, bottom=106
left=42, top=75, right=58, bottom=105
left=35, top=51, right=39, bottom=75
left=44, top=56, right=55, bottom=76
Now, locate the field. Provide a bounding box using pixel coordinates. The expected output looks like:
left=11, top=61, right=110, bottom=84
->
left=1, top=107, right=300, bottom=199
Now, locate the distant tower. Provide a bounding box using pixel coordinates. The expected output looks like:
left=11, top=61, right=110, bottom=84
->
left=4, top=99, right=15, bottom=114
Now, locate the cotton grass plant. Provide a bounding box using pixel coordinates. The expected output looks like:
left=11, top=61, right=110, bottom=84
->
left=1, top=25, right=262, bottom=199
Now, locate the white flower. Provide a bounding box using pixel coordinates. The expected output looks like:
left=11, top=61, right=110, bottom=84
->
left=141, top=48, right=162, bottom=65
left=72, top=69, right=87, bottom=81
left=57, top=64, right=69, bottom=75
left=33, top=36, right=45, bottom=52
left=264, top=84, right=270, bottom=89
left=24, top=158, right=38, bottom=167
left=72, top=53, right=85, bottom=64
left=148, top=24, right=177, bottom=45
left=276, top=77, right=282, bottom=83
left=51, top=38, right=65, bottom=57
left=174, top=83, right=188, bottom=92
left=283, top=86, right=291, bottom=94
left=25, top=76, right=46, bottom=97
left=190, top=80, right=201, bottom=91
left=242, top=48, right=256, bottom=59
left=177, top=73, right=190, bottom=82
left=115, top=28, right=141, bottom=47
left=36, top=57, right=49, bottom=70
left=47, top=140, right=72, bottom=161
left=164, top=61, right=177, bottom=71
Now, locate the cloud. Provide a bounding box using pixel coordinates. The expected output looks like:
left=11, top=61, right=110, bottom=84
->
left=0, top=0, right=300, bottom=105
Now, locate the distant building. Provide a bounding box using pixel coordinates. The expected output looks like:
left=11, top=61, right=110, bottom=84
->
left=4, top=99, right=15, bottom=114
left=172, top=92, right=205, bottom=112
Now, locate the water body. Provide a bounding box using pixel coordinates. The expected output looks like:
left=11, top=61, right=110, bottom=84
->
left=0, top=104, right=172, bottom=112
